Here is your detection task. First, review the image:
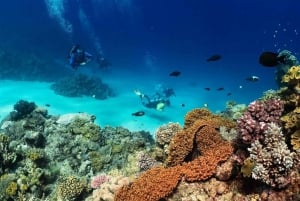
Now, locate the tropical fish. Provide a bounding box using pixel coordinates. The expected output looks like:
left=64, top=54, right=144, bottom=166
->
left=217, top=87, right=224, bottom=91
left=246, top=76, right=259, bottom=82
left=169, top=71, right=181, bottom=77
left=259, top=51, right=285, bottom=67
left=206, top=54, right=222, bottom=62
left=132, top=111, right=145, bottom=116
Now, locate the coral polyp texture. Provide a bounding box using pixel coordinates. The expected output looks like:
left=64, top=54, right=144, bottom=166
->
left=237, top=99, right=284, bottom=144
left=247, top=123, right=295, bottom=188
left=114, top=109, right=234, bottom=201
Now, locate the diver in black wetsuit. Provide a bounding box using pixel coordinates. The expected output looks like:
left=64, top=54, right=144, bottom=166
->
left=68, top=45, right=93, bottom=69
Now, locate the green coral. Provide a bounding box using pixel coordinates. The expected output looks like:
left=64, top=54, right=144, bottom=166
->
left=0, top=174, right=17, bottom=200
left=68, top=118, right=102, bottom=141
left=5, top=181, right=17, bottom=197
left=26, top=148, right=45, bottom=162
left=88, top=150, right=111, bottom=172
left=56, top=176, right=87, bottom=201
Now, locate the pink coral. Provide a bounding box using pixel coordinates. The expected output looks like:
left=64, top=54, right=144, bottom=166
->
left=237, top=99, right=284, bottom=144
left=90, top=174, right=110, bottom=189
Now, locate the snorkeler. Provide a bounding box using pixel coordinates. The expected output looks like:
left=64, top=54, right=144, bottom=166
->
left=134, top=88, right=174, bottom=111
left=69, top=45, right=93, bottom=69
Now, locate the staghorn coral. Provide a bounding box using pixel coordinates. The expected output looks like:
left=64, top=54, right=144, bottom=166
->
left=237, top=99, right=284, bottom=144
left=248, top=123, right=295, bottom=188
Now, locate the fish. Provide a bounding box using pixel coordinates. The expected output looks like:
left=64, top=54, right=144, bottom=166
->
left=132, top=111, right=145, bottom=116
left=169, top=71, right=181, bottom=77
left=45, top=104, right=51, bottom=107
left=217, top=87, right=224, bottom=91
left=204, top=87, right=211, bottom=91
left=181, top=103, right=185, bottom=107
left=227, top=92, right=232, bottom=96
left=246, top=76, right=260, bottom=82
left=259, top=51, right=285, bottom=67
left=206, top=54, right=222, bottom=62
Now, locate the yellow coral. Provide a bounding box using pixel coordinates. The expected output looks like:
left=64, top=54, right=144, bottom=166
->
left=291, top=130, right=300, bottom=150
left=5, top=181, right=18, bottom=197
left=56, top=176, right=86, bottom=201
left=241, top=158, right=255, bottom=177
left=282, top=65, right=300, bottom=84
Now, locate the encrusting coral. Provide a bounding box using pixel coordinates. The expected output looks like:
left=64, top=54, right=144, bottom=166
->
left=114, top=109, right=234, bottom=201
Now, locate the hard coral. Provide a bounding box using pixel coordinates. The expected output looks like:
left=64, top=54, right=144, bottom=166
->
left=282, top=65, right=300, bottom=84
left=114, top=166, right=181, bottom=201
left=291, top=130, right=300, bottom=150
left=248, top=123, right=295, bottom=188
left=237, top=99, right=284, bottom=144
left=9, top=100, right=37, bottom=121
left=115, top=110, right=234, bottom=201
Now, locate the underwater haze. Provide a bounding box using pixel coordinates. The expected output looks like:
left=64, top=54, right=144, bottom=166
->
left=1, top=1, right=300, bottom=201
left=0, top=0, right=299, bottom=124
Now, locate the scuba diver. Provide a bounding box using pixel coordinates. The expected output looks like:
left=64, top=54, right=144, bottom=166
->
left=69, top=45, right=93, bottom=69
left=134, top=88, right=175, bottom=111
left=96, top=52, right=112, bottom=70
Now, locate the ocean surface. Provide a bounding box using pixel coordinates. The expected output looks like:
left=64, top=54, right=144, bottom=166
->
left=0, top=0, right=300, bottom=133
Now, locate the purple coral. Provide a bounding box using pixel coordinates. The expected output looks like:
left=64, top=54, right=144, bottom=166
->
left=237, top=99, right=284, bottom=144
left=90, top=174, right=110, bottom=189
left=136, top=151, right=159, bottom=171
left=248, top=123, right=295, bottom=188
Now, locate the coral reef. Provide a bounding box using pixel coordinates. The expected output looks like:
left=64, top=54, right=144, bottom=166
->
left=90, top=174, right=110, bottom=189
left=136, top=151, right=160, bottom=171
left=114, top=110, right=234, bottom=201
left=51, top=73, right=115, bottom=100
left=56, top=176, right=88, bottom=201
left=9, top=100, right=37, bottom=121
left=237, top=99, right=284, bottom=144
left=86, top=175, right=130, bottom=201
left=291, top=130, right=300, bottom=150
left=247, top=123, right=295, bottom=188
left=0, top=100, right=155, bottom=200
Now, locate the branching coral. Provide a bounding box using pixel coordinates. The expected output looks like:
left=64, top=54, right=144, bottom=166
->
left=248, top=123, right=295, bottom=188
left=237, top=99, right=284, bottom=144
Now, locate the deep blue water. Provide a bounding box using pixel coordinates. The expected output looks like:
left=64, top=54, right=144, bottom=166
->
left=1, top=0, right=300, bottom=105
